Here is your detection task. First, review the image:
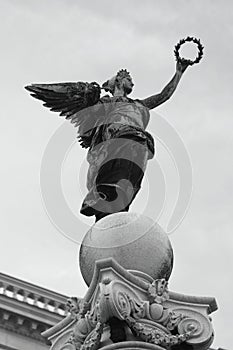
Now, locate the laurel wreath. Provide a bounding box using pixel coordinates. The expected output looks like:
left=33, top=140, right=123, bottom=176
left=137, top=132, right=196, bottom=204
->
left=174, top=37, right=204, bottom=66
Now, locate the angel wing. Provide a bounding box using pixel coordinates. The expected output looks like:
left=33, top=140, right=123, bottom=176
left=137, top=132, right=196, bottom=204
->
left=25, top=81, right=102, bottom=148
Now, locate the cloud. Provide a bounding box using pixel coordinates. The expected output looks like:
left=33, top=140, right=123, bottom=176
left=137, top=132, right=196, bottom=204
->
left=0, top=1, right=232, bottom=348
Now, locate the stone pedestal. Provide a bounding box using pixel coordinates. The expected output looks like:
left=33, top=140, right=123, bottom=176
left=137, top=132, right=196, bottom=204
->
left=42, top=213, right=217, bottom=350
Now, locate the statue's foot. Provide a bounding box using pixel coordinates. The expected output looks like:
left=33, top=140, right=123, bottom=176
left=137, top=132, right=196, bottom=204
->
left=80, top=183, right=131, bottom=219
left=80, top=200, right=100, bottom=217
left=95, top=212, right=109, bottom=222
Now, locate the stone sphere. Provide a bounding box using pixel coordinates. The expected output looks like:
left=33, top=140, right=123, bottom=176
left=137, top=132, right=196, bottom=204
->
left=79, top=212, right=173, bottom=286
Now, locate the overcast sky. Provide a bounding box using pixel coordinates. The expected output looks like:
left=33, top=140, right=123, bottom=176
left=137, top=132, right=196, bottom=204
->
left=0, top=1, right=233, bottom=348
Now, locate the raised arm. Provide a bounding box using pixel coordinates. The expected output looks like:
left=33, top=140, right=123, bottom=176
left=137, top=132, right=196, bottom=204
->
left=141, top=59, right=190, bottom=110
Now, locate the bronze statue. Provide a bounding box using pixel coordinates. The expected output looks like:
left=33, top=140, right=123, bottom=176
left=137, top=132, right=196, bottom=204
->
left=25, top=37, right=203, bottom=222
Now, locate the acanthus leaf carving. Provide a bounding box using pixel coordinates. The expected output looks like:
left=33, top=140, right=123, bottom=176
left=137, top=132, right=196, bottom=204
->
left=66, top=297, right=90, bottom=320
left=155, top=308, right=185, bottom=331
left=80, top=321, right=104, bottom=350
left=117, top=291, right=185, bottom=333
left=65, top=299, right=104, bottom=350
left=61, top=276, right=214, bottom=350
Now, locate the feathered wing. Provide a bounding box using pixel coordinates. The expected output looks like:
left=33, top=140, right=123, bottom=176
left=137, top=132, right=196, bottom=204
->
left=25, top=81, right=102, bottom=148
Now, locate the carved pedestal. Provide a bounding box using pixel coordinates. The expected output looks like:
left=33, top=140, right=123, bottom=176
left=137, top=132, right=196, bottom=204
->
left=42, top=258, right=217, bottom=350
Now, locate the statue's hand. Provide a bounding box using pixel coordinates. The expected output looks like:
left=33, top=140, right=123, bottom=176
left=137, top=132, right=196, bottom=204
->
left=176, top=58, right=191, bottom=74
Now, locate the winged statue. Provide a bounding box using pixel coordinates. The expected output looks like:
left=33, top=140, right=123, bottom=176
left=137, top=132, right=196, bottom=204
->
left=26, top=38, right=202, bottom=222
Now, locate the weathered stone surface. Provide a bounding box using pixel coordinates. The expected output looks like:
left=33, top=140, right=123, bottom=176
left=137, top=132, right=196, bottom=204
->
left=79, top=212, right=173, bottom=286
left=43, top=258, right=217, bottom=350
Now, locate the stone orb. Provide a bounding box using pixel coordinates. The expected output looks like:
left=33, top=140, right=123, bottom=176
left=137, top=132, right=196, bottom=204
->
left=79, top=212, right=173, bottom=286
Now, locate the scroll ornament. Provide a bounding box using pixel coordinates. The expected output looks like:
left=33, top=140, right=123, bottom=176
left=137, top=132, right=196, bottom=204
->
left=63, top=279, right=213, bottom=350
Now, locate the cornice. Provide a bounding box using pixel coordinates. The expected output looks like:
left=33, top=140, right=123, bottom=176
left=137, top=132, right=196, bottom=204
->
left=0, top=307, right=50, bottom=343
left=0, top=294, right=63, bottom=326
left=0, top=272, right=68, bottom=343
left=0, top=272, right=68, bottom=318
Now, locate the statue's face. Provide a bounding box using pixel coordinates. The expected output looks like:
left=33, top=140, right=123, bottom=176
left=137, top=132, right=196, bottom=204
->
left=121, top=76, right=134, bottom=95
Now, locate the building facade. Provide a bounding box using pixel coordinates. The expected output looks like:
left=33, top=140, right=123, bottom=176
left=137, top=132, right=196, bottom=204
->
left=0, top=272, right=68, bottom=350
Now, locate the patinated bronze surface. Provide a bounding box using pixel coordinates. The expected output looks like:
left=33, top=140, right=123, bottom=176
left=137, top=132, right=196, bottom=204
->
left=25, top=51, right=194, bottom=221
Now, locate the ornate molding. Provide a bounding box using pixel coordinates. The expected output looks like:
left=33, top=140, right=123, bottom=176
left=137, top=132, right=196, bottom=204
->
left=0, top=308, right=50, bottom=343
left=0, top=272, right=68, bottom=344
left=123, top=315, right=193, bottom=348
left=65, top=299, right=104, bottom=350
left=61, top=279, right=207, bottom=350
left=0, top=272, right=68, bottom=317
left=43, top=259, right=217, bottom=350
left=148, top=279, right=169, bottom=304
left=175, top=308, right=214, bottom=349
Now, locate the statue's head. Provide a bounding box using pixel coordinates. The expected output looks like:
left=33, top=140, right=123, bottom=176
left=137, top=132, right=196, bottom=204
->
left=102, top=69, right=134, bottom=95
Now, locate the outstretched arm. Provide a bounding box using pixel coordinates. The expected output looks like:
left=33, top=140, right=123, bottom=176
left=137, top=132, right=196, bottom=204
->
left=141, top=59, right=190, bottom=110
